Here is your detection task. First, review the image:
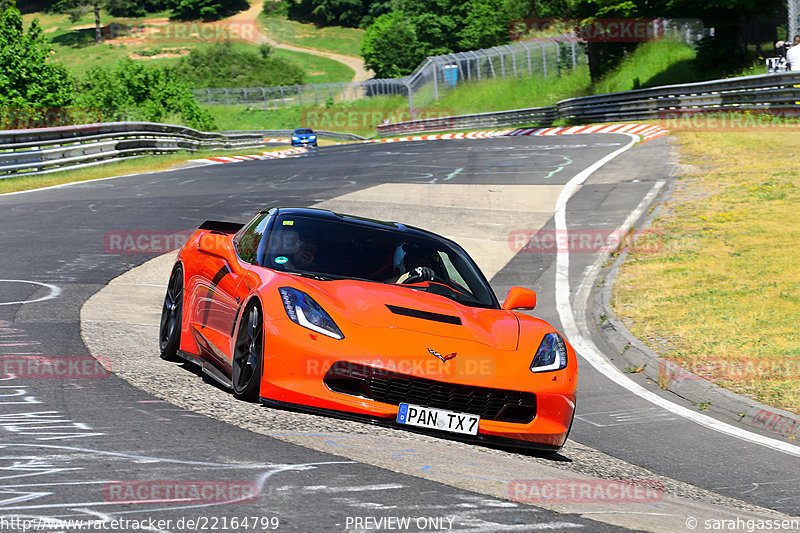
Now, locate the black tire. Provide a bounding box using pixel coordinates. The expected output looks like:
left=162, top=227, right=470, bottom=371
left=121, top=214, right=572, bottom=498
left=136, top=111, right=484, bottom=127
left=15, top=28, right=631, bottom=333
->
left=232, top=300, right=264, bottom=401
left=159, top=265, right=183, bottom=361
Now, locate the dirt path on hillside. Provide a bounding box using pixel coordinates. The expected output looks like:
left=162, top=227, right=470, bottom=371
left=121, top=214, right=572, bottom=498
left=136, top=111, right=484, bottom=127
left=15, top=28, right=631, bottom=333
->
left=226, top=0, right=373, bottom=82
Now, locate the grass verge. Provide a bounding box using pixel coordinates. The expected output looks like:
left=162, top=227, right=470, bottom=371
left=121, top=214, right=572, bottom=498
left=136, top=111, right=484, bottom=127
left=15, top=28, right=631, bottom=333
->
left=612, top=123, right=800, bottom=415
left=259, top=13, right=364, bottom=57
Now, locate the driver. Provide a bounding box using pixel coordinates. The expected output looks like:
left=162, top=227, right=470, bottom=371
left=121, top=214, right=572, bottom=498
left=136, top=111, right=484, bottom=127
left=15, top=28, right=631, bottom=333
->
left=391, top=243, right=441, bottom=284
left=269, top=229, right=318, bottom=271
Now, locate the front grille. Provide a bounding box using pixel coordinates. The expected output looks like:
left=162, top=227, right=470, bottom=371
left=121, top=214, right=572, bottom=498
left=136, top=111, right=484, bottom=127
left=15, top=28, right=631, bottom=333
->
left=324, top=361, right=536, bottom=423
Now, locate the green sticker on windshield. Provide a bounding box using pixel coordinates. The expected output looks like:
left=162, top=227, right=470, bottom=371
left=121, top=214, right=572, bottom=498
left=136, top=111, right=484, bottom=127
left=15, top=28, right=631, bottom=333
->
left=283, top=220, right=294, bottom=226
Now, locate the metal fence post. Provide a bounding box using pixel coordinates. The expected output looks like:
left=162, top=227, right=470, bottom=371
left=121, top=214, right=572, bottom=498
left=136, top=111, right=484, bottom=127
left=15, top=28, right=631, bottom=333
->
left=554, top=40, right=561, bottom=77
left=539, top=42, right=547, bottom=77
left=505, top=45, right=517, bottom=77
left=432, top=57, right=439, bottom=101
left=571, top=41, right=577, bottom=70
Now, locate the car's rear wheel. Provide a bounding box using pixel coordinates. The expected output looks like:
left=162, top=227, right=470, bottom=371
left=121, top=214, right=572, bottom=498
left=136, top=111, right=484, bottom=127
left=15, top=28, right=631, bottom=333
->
left=159, top=265, right=183, bottom=361
left=232, top=300, right=264, bottom=401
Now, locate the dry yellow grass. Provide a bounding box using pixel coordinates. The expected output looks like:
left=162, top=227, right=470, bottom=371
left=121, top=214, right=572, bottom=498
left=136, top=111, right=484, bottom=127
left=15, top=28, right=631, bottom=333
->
left=613, top=127, right=800, bottom=413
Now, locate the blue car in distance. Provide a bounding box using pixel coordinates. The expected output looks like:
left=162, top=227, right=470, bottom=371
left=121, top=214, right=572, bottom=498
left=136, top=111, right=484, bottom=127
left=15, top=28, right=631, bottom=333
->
left=291, top=128, right=317, bottom=147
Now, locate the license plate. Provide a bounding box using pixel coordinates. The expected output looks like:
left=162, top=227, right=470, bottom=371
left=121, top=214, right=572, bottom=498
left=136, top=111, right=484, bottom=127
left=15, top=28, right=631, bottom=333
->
left=396, top=403, right=479, bottom=435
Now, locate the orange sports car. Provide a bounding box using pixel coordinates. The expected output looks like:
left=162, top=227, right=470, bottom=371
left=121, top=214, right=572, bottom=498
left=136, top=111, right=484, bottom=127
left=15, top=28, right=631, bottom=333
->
left=159, top=207, right=577, bottom=452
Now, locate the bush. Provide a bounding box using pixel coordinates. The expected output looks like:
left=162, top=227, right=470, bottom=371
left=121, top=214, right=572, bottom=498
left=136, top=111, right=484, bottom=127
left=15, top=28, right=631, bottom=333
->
left=262, top=0, right=289, bottom=17
left=76, top=58, right=215, bottom=130
left=171, top=0, right=249, bottom=21
left=173, top=42, right=305, bottom=88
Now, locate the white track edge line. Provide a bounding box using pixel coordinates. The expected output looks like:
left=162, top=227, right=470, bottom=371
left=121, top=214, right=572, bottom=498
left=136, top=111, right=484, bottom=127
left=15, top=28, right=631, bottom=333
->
left=554, top=133, right=800, bottom=458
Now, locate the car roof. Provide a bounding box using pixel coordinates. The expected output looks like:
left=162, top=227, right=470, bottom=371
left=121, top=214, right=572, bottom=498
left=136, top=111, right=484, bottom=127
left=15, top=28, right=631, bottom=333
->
left=261, top=206, right=451, bottom=243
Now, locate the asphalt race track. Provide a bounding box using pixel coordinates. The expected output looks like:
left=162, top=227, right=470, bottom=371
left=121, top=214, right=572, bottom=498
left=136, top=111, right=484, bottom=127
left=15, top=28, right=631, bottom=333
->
left=1, top=135, right=799, bottom=532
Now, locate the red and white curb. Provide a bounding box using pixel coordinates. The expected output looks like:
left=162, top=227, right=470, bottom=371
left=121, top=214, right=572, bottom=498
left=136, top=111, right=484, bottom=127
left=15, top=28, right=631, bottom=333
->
left=187, top=124, right=668, bottom=166
left=506, top=123, right=669, bottom=143
left=263, top=138, right=290, bottom=143
left=367, top=130, right=513, bottom=142
left=373, top=124, right=668, bottom=144
left=189, top=147, right=308, bottom=165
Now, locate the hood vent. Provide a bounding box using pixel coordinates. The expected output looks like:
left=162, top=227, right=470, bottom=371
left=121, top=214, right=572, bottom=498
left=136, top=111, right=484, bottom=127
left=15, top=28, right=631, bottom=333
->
left=385, top=304, right=461, bottom=325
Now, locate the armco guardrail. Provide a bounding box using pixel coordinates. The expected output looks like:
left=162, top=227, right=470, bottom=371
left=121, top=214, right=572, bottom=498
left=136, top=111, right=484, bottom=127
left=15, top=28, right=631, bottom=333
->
left=0, top=122, right=264, bottom=178
left=557, top=71, right=800, bottom=122
left=377, top=106, right=558, bottom=135
left=378, top=71, right=800, bottom=135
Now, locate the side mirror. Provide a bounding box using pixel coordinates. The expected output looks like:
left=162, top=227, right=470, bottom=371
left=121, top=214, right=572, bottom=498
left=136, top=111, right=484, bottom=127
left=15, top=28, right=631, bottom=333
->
left=198, top=233, right=241, bottom=273
left=502, top=287, right=537, bottom=310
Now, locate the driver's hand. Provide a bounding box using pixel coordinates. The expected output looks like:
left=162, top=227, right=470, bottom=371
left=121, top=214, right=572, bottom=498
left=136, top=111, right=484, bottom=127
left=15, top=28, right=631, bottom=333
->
left=411, top=266, right=435, bottom=281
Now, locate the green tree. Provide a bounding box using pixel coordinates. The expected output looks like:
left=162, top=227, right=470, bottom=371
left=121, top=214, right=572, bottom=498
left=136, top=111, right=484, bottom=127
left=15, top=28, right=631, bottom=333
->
left=458, top=0, right=518, bottom=51
left=0, top=1, right=74, bottom=111
left=360, top=11, right=423, bottom=77
left=76, top=58, right=215, bottom=129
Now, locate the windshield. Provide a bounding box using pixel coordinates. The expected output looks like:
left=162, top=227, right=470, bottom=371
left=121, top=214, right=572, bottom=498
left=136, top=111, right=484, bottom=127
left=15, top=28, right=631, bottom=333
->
left=294, top=128, right=313, bottom=134
left=260, top=214, right=498, bottom=308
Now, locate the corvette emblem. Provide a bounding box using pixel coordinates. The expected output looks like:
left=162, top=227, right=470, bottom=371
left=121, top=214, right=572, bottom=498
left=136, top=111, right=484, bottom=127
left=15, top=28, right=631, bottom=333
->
left=428, top=348, right=456, bottom=363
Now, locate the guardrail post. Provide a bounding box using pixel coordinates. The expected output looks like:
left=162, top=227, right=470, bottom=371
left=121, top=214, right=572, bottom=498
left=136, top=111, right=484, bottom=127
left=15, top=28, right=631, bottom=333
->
left=261, top=87, right=266, bottom=110
left=313, top=84, right=318, bottom=105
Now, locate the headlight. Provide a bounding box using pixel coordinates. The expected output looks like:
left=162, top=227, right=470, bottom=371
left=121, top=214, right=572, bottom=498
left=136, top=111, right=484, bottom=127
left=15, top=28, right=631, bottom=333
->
left=279, top=287, right=343, bottom=340
left=530, top=333, right=568, bottom=372
left=309, top=135, right=316, bottom=139
left=292, top=136, right=299, bottom=140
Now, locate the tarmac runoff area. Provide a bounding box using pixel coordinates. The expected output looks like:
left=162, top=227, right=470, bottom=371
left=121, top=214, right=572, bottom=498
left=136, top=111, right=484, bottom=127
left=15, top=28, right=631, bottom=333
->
left=81, top=179, right=792, bottom=532
left=81, top=252, right=789, bottom=532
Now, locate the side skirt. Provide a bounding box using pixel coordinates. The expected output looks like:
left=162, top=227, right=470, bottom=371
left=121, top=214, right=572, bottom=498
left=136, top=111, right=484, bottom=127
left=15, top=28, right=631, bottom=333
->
left=176, top=349, right=233, bottom=390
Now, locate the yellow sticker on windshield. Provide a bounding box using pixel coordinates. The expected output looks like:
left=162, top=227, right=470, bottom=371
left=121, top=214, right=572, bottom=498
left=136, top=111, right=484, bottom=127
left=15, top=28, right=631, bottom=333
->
left=283, top=220, right=294, bottom=226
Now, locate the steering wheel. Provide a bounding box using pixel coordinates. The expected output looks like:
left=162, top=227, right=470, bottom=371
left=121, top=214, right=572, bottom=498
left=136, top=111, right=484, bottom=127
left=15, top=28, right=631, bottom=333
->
left=397, top=266, right=437, bottom=284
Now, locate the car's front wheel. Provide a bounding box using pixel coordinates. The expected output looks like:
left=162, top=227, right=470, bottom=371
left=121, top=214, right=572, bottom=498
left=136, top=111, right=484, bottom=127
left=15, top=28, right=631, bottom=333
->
left=159, top=265, right=183, bottom=361
left=232, top=300, right=264, bottom=401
